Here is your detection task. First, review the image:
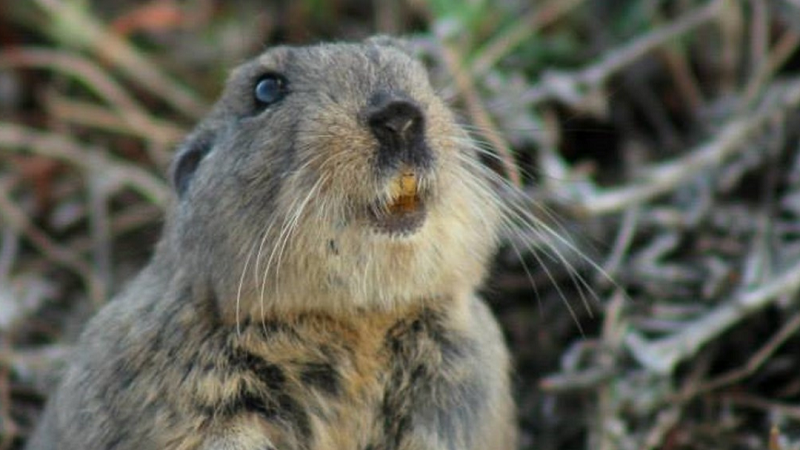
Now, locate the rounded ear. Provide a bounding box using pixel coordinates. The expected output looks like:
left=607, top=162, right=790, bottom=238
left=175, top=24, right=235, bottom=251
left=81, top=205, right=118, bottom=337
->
left=170, top=130, right=215, bottom=197
left=366, top=35, right=415, bottom=57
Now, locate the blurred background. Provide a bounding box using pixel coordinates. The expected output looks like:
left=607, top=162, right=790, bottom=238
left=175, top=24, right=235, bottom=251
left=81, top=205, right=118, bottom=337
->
left=3, top=0, right=800, bottom=449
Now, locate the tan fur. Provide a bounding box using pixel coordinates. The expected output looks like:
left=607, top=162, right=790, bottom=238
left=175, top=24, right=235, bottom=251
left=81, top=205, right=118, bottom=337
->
left=26, top=37, right=517, bottom=450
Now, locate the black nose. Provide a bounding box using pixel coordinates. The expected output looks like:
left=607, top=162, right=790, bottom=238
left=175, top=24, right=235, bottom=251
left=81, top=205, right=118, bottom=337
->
left=367, top=91, right=424, bottom=145
left=367, top=90, right=430, bottom=170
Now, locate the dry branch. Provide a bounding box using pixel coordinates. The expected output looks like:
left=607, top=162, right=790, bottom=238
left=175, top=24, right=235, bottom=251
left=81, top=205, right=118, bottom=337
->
left=469, top=0, right=587, bottom=78
left=562, top=75, right=800, bottom=216
left=0, top=178, right=105, bottom=305
left=440, top=41, right=522, bottom=186
left=514, top=0, right=725, bottom=112
left=0, top=122, right=170, bottom=206
left=31, top=0, right=208, bottom=119
left=0, top=47, right=186, bottom=165
left=45, top=92, right=185, bottom=145
left=626, top=254, right=800, bottom=374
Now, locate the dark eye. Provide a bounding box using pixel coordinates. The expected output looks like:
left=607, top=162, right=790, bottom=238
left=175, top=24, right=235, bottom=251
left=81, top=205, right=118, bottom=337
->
left=254, top=74, right=287, bottom=107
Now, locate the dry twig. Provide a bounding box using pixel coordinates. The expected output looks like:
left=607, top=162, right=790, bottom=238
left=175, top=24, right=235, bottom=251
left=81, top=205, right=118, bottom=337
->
left=563, top=75, right=800, bottom=216
left=469, top=0, right=587, bottom=78
left=31, top=0, right=208, bottom=119
left=0, top=48, right=186, bottom=165
left=45, top=92, right=185, bottom=146
left=680, top=312, right=800, bottom=399
left=627, top=255, right=800, bottom=374
left=440, top=41, right=522, bottom=186
left=514, top=0, right=725, bottom=111
left=0, top=122, right=170, bottom=206
left=0, top=178, right=105, bottom=305
left=742, top=28, right=800, bottom=107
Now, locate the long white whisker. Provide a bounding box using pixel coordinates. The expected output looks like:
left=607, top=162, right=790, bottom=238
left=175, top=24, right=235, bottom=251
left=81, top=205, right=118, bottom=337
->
left=273, top=175, right=328, bottom=303
left=452, top=145, right=615, bottom=325
left=455, top=160, right=590, bottom=319
left=253, top=151, right=335, bottom=312
left=259, top=194, right=301, bottom=319
left=253, top=215, right=280, bottom=301
left=235, top=237, right=258, bottom=336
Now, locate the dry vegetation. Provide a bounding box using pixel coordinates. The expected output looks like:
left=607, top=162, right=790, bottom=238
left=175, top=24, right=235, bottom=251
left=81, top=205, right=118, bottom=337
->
left=2, top=0, right=800, bottom=449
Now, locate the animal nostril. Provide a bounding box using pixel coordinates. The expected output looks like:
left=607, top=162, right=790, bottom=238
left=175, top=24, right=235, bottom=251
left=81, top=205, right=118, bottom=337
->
left=367, top=93, right=424, bottom=143
left=372, top=102, right=420, bottom=134
left=367, top=90, right=432, bottom=171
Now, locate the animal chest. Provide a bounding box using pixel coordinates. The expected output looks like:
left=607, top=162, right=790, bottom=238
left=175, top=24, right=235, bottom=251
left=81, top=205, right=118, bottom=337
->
left=180, top=309, right=481, bottom=450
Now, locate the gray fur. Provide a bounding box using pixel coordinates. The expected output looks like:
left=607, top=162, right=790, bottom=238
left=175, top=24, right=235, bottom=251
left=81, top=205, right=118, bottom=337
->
left=27, top=37, right=517, bottom=450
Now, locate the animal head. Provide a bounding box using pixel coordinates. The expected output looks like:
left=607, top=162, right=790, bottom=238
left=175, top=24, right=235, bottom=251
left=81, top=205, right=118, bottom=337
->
left=165, top=37, right=502, bottom=319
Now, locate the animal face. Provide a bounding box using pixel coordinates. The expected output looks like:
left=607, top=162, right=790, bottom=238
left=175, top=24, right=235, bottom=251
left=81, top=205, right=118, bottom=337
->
left=167, top=37, right=502, bottom=318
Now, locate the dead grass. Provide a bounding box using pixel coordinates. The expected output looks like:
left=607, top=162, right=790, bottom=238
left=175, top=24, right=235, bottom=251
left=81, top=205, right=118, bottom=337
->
left=2, top=0, right=800, bottom=449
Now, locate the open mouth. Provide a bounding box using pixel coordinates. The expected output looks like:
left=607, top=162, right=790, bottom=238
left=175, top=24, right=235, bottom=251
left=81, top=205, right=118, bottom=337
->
left=368, top=171, right=427, bottom=235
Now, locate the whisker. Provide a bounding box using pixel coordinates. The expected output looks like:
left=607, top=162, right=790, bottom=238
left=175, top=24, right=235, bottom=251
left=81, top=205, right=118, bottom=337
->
left=251, top=148, right=340, bottom=320
left=234, top=237, right=258, bottom=336
left=463, top=179, right=587, bottom=320
left=258, top=195, right=301, bottom=318
left=263, top=175, right=328, bottom=324
left=451, top=143, right=617, bottom=326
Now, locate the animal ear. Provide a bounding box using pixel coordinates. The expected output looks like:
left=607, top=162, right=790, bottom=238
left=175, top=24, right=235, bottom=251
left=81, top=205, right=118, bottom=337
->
left=366, top=35, right=415, bottom=57
left=170, top=130, right=215, bottom=197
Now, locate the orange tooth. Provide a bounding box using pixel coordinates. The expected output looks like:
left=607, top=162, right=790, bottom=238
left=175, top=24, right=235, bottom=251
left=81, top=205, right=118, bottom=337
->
left=400, top=172, right=417, bottom=197
left=389, top=171, right=418, bottom=213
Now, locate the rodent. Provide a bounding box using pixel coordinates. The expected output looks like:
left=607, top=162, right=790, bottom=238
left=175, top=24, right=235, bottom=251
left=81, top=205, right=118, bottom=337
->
left=26, top=36, right=517, bottom=450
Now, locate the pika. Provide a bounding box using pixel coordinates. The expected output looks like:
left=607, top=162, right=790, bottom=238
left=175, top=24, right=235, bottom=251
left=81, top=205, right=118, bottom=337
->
left=26, top=36, right=517, bottom=450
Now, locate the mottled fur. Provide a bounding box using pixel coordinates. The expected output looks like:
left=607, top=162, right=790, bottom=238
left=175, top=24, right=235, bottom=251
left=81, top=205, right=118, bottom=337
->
left=27, top=37, right=516, bottom=449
